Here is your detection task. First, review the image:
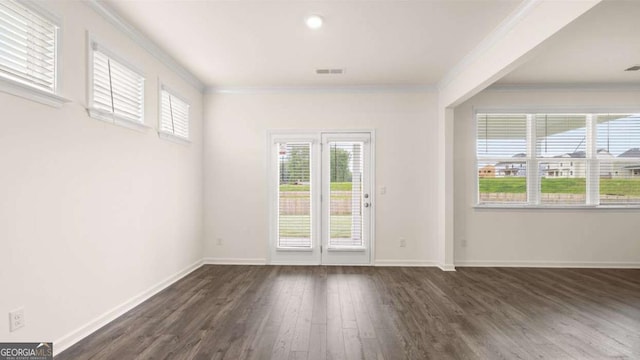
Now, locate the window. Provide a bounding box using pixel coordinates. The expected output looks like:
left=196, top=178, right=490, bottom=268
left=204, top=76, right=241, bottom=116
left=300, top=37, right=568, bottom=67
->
left=89, top=40, right=144, bottom=126
left=159, top=86, right=189, bottom=140
left=0, top=0, right=60, bottom=99
left=477, top=113, right=640, bottom=207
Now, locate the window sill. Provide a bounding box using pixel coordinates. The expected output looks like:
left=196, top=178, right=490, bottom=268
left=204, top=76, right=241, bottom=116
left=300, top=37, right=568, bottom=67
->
left=475, top=204, right=640, bottom=210
left=0, top=78, right=70, bottom=108
left=88, top=108, right=149, bottom=132
left=158, top=131, right=191, bottom=145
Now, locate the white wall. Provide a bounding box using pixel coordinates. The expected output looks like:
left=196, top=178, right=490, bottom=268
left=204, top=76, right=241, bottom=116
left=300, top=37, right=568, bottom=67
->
left=454, top=88, right=640, bottom=266
left=204, top=91, right=439, bottom=265
left=0, top=1, right=203, bottom=351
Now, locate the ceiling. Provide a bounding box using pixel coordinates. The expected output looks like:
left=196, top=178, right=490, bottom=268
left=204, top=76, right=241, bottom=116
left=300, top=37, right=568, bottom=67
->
left=498, top=0, right=640, bottom=85
left=105, top=0, right=521, bottom=88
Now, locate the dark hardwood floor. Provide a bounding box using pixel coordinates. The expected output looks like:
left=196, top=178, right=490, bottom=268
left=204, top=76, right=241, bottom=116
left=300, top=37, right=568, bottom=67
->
left=56, top=265, right=640, bottom=359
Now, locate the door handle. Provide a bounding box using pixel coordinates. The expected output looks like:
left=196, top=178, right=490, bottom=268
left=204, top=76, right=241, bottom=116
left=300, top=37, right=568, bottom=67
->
left=364, top=203, right=370, bottom=208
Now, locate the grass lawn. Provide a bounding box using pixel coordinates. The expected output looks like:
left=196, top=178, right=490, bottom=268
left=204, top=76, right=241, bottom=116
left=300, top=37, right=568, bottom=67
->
left=279, top=215, right=352, bottom=238
left=480, top=177, right=640, bottom=196
left=542, top=178, right=586, bottom=194
left=280, top=182, right=352, bottom=192
left=600, top=179, right=640, bottom=196
left=479, top=177, right=526, bottom=194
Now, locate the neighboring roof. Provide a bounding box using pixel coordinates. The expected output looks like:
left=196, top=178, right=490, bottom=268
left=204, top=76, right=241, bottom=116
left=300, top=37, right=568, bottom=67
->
left=554, top=151, right=585, bottom=158
left=495, top=153, right=527, bottom=166
left=618, top=148, right=640, bottom=158
left=495, top=160, right=525, bottom=166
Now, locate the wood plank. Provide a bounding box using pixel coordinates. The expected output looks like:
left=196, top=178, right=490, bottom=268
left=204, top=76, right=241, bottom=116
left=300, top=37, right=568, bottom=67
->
left=307, top=324, right=327, bottom=360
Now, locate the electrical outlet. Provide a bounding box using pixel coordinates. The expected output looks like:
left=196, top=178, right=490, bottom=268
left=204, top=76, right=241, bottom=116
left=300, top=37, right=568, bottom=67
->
left=380, top=186, right=387, bottom=195
left=216, top=238, right=223, bottom=246
left=399, top=237, right=406, bottom=248
left=9, top=307, right=24, bottom=332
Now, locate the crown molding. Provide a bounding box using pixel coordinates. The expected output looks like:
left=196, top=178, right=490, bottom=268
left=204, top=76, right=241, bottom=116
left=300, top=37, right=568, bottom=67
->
left=486, top=82, right=640, bottom=92
left=206, top=84, right=437, bottom=95
left=437, top=0, right=540, bottom=91
left=87, top=0, right=205, bottom=93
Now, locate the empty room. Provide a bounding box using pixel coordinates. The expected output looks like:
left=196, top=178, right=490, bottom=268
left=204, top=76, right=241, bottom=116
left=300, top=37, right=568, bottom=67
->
left=1, top=0, right=640, bottom=359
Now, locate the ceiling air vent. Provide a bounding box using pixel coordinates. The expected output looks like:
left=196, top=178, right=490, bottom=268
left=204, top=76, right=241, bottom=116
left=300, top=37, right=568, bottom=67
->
left=624, top=65, right=640, bottom=71
left=316, top=68, right=344, bottom=75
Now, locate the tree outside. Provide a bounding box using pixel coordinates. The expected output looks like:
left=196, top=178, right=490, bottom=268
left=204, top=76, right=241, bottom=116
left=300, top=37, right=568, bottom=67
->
left=279, top=146, right=353, bottom=184
left=330, top=147, right=352, bottom=183
left=281, top=145, right=310, bottom=184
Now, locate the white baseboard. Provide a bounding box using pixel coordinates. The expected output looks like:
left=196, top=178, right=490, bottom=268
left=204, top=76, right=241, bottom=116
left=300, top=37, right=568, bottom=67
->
left=269, top=261, right=320, bottom=266
left=374, top=260, right=457, bottom=272
left=455, top=260, right=640, bottom=268
left=374, top=259, right=439, bottom=267
left=202, top=257, right=267, bottom=265
left=202, top=258, right=453, bottom=268
left=53, top=259, right=203, bottom=356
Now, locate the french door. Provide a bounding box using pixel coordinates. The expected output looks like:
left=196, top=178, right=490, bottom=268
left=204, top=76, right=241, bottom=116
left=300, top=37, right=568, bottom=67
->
left=268, top=131, right=373, bottom=265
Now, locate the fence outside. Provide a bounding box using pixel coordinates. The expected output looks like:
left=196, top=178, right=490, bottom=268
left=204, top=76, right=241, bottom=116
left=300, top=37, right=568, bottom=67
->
left=279, top=191, right=353, bottom=215
left=480, top=192, right=640, bottom=204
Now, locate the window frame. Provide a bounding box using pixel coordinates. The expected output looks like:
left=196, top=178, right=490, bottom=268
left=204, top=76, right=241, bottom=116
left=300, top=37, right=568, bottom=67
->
left=0, top=0, right=67, bottom=107
left=87, top=33, right=147, bottom=131
left=157, top=82, right=190, bottom=144
left=475, top=110, right=640, bottom=209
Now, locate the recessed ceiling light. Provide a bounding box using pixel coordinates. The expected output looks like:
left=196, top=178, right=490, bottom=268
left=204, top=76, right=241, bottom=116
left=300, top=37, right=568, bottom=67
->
left=625, top=65, right=640, bottom=71
left=305, top=15, right=323, bottom=30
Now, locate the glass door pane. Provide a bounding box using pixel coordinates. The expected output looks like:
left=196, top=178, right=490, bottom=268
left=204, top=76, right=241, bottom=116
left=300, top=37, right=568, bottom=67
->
left=328, top=141, right=364, bottom=248
left=277, top=142, right=312, bottom=248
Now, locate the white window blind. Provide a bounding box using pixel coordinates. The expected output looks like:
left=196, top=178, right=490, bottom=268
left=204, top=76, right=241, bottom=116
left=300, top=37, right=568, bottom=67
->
left=160, top=88, right=189, bottom=139
left=91, top=43, right=144, bottom=124
left=535, top=115, right=586, bottom=158
left=0, top=0, right=58, bottom=93
left=277, top=142, right=312, bottom=248
left=477, top=114, right=527, bottom=158
left=596, top=114, right=640, bottom=157
left=477, top=112, right=640, bottom=207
